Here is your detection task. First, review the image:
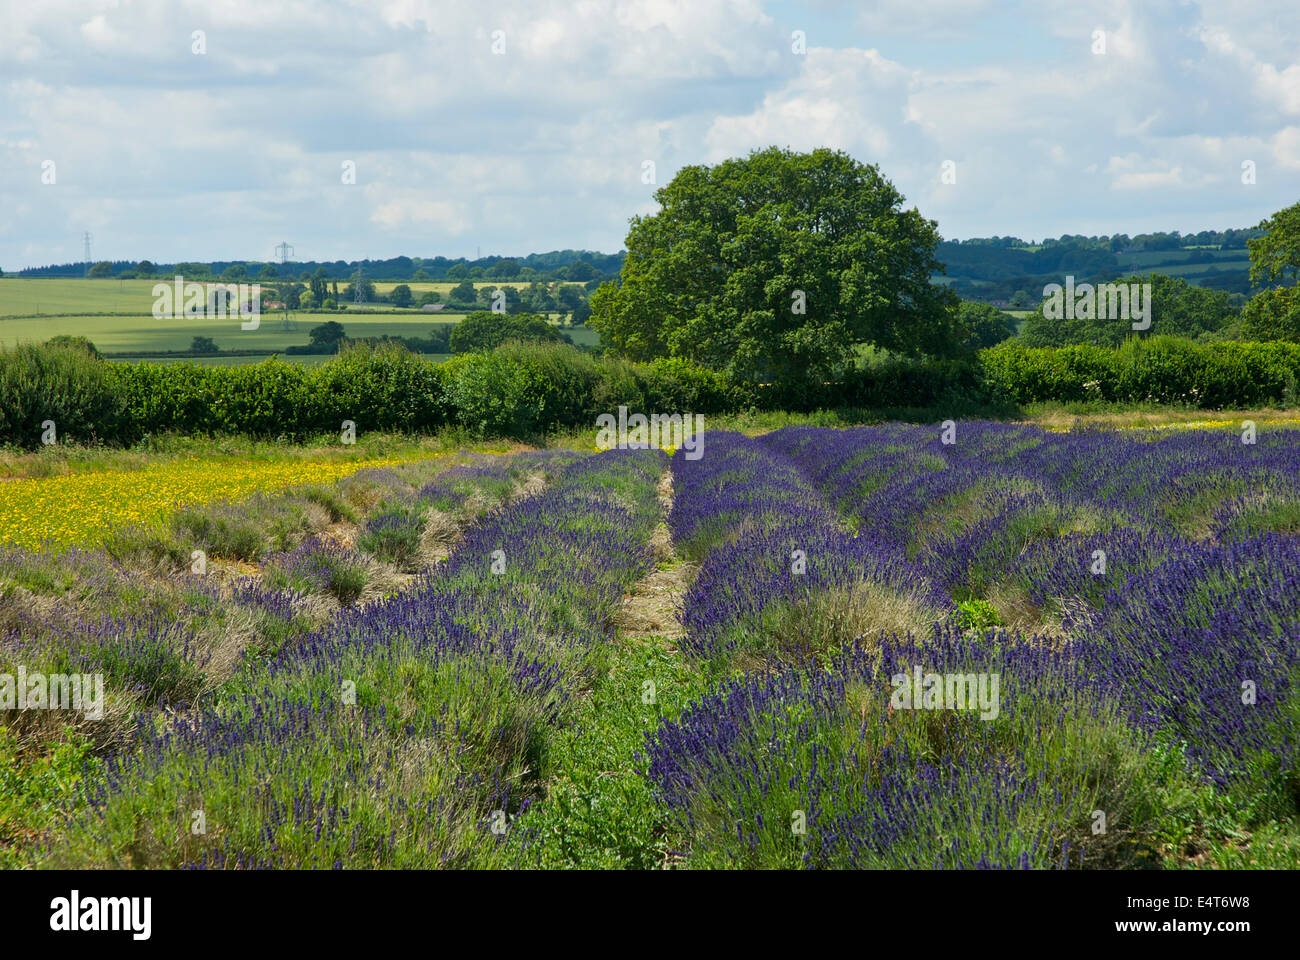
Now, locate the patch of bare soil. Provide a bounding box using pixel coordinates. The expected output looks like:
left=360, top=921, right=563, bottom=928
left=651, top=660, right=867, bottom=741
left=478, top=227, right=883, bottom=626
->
left=615, top=469, right=695, bottom=642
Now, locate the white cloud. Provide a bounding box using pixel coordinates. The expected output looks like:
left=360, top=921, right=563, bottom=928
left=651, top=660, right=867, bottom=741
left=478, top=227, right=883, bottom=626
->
left=1108, top=163, right=1186, bottom=190
left=0, top=0, right=1297, bottom=265
left=370, top=196, right=468, bottom=232
left=1273, top=126, right=1300, bottom=169
left=706, top=48, right=920, bottom=161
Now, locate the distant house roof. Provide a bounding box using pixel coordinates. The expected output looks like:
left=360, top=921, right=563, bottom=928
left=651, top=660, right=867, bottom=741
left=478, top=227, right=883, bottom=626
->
left=421, top=303, right=444, bottom=312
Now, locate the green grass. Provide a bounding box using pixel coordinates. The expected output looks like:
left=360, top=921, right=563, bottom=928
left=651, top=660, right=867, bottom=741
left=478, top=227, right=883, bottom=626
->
left=1140, top=260, right=1250, bottom=278
left=0, top=727, right=100, bottom=869
left=507, top=640, right=709, bottom=868
left=0, top=277, right=562, bottom=318
left=0, top=313, right=595, bottom=356
left=0, top=278, right=166, bottom=316
left=1115, top=248, right=1246, bottom=268
left=106, top=352, right=454, bottom=367
left=0, top=312, right=449, bottom=353
left=0, top=277, right=601, bottom=356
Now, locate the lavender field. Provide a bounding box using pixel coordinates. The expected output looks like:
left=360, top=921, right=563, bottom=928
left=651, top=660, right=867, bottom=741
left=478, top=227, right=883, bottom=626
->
left=2, top=423, right=1298, bottom=870
left=655, top=423, right=1300, bottom=868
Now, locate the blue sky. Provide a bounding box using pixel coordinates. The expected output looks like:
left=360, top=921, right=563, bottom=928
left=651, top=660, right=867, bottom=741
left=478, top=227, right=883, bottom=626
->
left=2, top=0, right=1298, bottom=270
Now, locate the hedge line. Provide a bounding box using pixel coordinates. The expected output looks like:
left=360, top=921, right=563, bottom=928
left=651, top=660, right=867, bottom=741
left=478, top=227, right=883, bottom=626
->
left=3, top=337, right=1299, bottom=449
left=0, top=342, right=748, bottom=449
left=981, top=337, right=1300, bottom=408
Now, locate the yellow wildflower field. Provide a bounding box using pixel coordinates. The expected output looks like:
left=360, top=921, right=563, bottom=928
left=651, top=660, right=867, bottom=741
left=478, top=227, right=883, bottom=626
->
left=0, top=455, right=431, bottom=550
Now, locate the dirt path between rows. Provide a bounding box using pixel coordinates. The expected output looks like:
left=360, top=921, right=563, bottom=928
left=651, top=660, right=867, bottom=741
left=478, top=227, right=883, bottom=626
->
left=614, top=468, right=694, bottom=644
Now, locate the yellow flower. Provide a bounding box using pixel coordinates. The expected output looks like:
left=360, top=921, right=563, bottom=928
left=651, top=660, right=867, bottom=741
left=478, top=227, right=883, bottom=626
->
left=0, top=454, right=443, bottom=550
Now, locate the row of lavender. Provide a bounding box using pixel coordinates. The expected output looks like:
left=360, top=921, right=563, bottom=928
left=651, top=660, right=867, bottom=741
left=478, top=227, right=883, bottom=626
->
left=669, top=430, right=945, bottom=666
left=52, top=447, right=664, bottom=868
left=1, top=451, right=571, bottom=753
left=645, top=424, right=1300, bottom=867
left=760, top=423, right=1300, bottom=789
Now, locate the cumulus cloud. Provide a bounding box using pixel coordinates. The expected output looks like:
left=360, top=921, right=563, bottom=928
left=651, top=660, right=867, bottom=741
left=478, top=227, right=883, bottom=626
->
left=0, top=0, right=1296, bottom=266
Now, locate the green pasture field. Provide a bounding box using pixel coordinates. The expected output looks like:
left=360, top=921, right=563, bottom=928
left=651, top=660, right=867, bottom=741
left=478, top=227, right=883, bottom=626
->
left=0, top=277, right=557, bottom=318
left=0, top=312, right=458, bottom=352
left=0, top=311, right=599, bottom=354
left=1103, top=262, right=1250, bottom=288
left=365, top=280, right=572, bottom=296
left=0, top=277, right=164, bottom=316
left=1115, top=248, right=1246, bottom=268
left=1137, top=259, right=1250, bottom=277
left=105, top=353, right=454, bottom=367
left=0, top=300, right=600, bottom=369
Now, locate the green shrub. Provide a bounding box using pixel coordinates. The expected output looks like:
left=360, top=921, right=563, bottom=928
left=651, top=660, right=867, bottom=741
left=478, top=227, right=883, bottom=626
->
left=324, top=561, right=368, bottom=606
left=638, top=356, right=736, bottom=414
left=310, top=342, right=450, bottom=434
left=11, top=333, right=1300, bottom=449
left=441, top=351, right=545, bottom=438
left=169, top=504, right=266, bottom=562
left=491, top=340, right=621, bottom=429
left=0, top=343, right=123, bottom=448
left=355, top=506, right=426, bottom=570
left=448, top=311, right=564, bottom=353
left=107, top=361, right=220, bottom=439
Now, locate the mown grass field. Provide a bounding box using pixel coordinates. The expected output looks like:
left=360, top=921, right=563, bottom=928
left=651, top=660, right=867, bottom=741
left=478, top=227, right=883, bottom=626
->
left=0, top=277, right=601, bottom=359
left=1, top=414, right=1296, bottom=870
left=0, top=312, right=453, bottom=353
left=106, top=352, right=453, bottom=367
left=0, top=278, right=543, bottom=318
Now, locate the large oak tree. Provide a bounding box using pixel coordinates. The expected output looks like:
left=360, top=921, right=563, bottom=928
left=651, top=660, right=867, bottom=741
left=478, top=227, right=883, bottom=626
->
left=1241, top=202, right=1300, bottom=342
left=589, top=147, right=961, bottom=385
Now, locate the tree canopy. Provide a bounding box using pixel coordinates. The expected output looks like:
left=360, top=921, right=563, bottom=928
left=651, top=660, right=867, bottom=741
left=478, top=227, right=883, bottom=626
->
left=957, top=300, right=1019, bottom=350
left=45, top=335, right=100, bottom=357
left=1248, top=202, right=1300, bottom=288
left=1240, top=203, right=1300, bottom=342
left=308, top=321, right=347, bottom=350
left=448, top=311, right=564, bottom=354
left=1018, top=274, right=1237, bottom=347
left=589, top=147, right=961, bottom=385
left=448, top=280, right=477, bottom=304
left=1240, top=285, right=1300, bottom=341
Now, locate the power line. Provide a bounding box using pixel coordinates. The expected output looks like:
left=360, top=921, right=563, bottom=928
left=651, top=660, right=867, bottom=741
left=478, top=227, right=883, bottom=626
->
left=273, top=243, right=296, bottom=332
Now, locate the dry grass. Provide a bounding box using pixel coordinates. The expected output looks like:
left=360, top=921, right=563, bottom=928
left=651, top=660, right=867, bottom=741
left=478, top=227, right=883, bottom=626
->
left=1021, top=406, right=1299, bottom=432
left=615, top=469, right=695, bottom=640
left=727, top=576, right=947, bottom=670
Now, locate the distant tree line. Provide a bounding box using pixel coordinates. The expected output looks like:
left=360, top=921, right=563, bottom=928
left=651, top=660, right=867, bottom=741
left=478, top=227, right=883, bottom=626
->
left=254, top=270, right=594, bottom=325
left=279, top=313, right=572, bottom=357
left=936, top=228, right=1268, bottom=301
left=13, top=251, right=625, bottom=281
left=942, top=228, right=1261, bottom=252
